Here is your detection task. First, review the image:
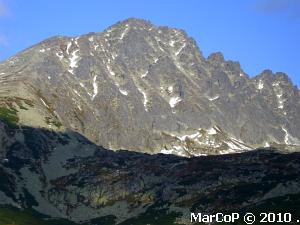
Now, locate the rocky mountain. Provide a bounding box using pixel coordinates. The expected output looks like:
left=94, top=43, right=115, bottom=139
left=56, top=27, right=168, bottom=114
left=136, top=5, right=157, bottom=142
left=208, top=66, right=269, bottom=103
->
left=0, top=18, right=300, bottom=157
left=1, top=18, right=300, bottom=225
left=0, top=120, right=300, bottom=224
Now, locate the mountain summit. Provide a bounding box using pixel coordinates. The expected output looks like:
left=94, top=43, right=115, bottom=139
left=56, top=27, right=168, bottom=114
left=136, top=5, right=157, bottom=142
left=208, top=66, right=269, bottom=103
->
left=1, top=18, right=300, bottom=224
left=1, top=18, right=299, bottom=156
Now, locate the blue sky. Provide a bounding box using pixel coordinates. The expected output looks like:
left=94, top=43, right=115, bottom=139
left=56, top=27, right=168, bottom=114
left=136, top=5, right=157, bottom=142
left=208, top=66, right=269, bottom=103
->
left=0, top=0, right=299, bottom=87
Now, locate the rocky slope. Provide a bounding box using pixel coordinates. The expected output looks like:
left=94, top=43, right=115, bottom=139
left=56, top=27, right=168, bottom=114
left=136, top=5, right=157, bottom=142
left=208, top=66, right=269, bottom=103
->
left=0, top=18, right=299, bottom=156
left=0, top=120, right=300, bottom=224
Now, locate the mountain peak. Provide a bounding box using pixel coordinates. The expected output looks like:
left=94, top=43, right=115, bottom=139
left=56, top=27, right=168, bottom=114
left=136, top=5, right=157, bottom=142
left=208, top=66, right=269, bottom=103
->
left=121, top=17, right=153, bottom=26
left=207, top=52, right=225, bottom=62
left=104, top=17, right=154, bottom=33
left=0, top=19, right=299, bottom=157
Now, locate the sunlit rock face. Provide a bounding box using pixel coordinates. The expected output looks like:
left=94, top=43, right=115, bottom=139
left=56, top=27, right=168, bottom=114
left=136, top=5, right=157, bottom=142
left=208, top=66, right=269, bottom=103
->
left=1, top=18, right=300, bottom=156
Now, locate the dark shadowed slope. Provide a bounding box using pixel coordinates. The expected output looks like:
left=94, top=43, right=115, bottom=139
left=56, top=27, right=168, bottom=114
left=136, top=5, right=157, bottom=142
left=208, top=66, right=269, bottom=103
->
left=1, top=119, right=300, bottom=224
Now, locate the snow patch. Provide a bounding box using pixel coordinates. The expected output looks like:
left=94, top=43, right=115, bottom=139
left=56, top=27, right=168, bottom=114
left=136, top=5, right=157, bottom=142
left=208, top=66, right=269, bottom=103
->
left=56, top=52, right=63, bottom=60
left=161, top=126, right=251, bottom=157
left=39, top=49, right=45, bottom=53
left=167, top=86, right=173, bottom=93
left=73, top=89, right=81, bottom=97
left=175, top=42, right=186, bottom=56
left=169, top=96, right=181, bottom=108
left=91, top=75, right=98, bottom=100
left=281, top=127, right=300, bottom=146
left=277, top=94, right=284, bottom=109
left=257, top=80, right=264, bottom=90
left=69, top=50, right=80, bottom=68
left=274, top=83, right=284, bottom=109
left=141, top=70, right=148, bottom=78
left=169, top=40, right=175, bottom=47
left=40, top=98, right=48, bottom=108
left=161, top=146, right=187, bottom=157
left=68, top=49, right=80, bottom=74
left=207, top=127, right=217, bottom=135
left=225, top=138, right=252, bottom=151
left=177, top=131, right=201, bottom=142
left=66, top=42, right=72, bottom=54
left=214, top=126, right=222, bottom=133
left=120, top=25, right=130, bottom=40
left=160, top=149, right=174, bottom=155
left=114, top=82, right=128, bottom=96
left=154, top=37, right=165, bottom=52
left=111, top=53, right=118, bottom=60
left=208, top=95, right=219, bottom=101
left=107, top=65, right=115, bottom=76
left=119, top=89, right=128, bottom=96
left=137, top=87, right=148, bottom=111
left=272, top=81, right=285, bottom=109
left=282, top=127, right=290, bottom=145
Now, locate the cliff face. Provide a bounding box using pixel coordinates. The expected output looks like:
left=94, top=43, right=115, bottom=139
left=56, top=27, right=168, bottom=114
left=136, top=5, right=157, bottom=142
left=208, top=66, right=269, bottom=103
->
left=0, top=18, right=299, bottom=157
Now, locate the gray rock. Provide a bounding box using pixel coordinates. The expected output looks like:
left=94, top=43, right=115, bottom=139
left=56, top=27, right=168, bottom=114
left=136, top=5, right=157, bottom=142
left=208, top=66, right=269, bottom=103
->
left=0, top=18, right=299, bottom=156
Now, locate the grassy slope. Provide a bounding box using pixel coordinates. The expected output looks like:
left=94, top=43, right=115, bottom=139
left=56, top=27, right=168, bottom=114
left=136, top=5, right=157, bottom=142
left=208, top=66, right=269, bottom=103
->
left=0, top=207, right=77, bottom=225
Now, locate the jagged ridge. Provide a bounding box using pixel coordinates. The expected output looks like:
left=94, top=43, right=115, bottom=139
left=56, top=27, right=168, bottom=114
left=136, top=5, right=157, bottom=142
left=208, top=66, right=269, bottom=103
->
left=0, top=18, right=300, bottom=156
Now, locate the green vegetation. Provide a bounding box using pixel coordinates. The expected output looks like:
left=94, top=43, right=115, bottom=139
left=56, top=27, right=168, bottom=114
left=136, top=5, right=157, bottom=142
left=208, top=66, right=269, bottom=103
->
left=119, top=202, right=183, bottom=225
left=23, top=99, right=34, bottom=107
left=0, top=206, right=78, bottom=225
left=119, top=210, right=182, bottom=225
left=88, top=215, right=117, bottom=225
left=18, top=105, right=28, bottom=110
left=0, top=107, right=19, bottom=127
left=45, top=116, right=62, bottom=128
left=0, top=204, right=183, bottom=225
left=0, top=207, right=119, bottom=225
left=0, top=207, right=42, bottom=225
left=0, top=96, right=34, bottom=127
left=1, top=193, right=299, bottom=225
